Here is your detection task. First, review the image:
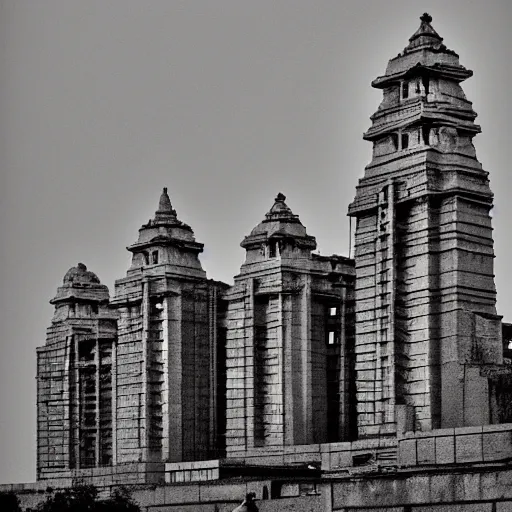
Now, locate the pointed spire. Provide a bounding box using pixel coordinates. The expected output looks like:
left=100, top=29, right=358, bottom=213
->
left=154, top=186, right=178, bottom=222
left=406, top=13, right=443, bottom=51
left=156, top=187, right=175, bottom=215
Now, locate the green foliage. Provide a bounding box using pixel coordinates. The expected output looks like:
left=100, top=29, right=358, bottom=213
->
left=34, top=484, right=140, bottom=512
left=0, top=491, right=22, bottom=512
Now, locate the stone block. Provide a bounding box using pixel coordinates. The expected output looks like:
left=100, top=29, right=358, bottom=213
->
left=330, top=449, right=353, bottom=469
left=483, top=431, right=512, bottom=461
left=483, top=423, right=512, bottom=433
left=428, top=473, right=455, bottom=503
left=199, top=483, right=247, bottom=502
left=163, top=484, right=200, bottom=504
left=398, top=439, right=417, bottom=466
left=480, top=472, right=498, bottom=500
left=417, top=437, right=435, bottom=465
left=461, top=473, right=482, bottom=501
left=435, top=436, right=455, bottom=464
left=497, top=502, right=512, bottom=512
left=321, top=450, right=330, bottom=470
left=455, top=433, right=483, bottom=463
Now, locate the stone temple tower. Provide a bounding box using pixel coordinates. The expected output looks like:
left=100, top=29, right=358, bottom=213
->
left=110, top=188, right=227, bottom=464
left=224, top=194, right=355, bottom=456
left=37, top=264, right=117, bottom=478
left=348, top=14, right=502, bottom=436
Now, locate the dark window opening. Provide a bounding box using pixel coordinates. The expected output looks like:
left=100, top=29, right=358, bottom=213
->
left=353, top=453, right=374, bottom=466
left=268, top=241, right=277, bottom=258
left=270, top=482, right=282, bottom=499
left=401, top=133, right=409, bottom=150
left=91, top=304, right=98, bottom=314
left=422, top=126, right=431, bottom=146
left=401, top=81, right=409, bottom=99
left=422, top=75, right=430, bottom=96
left=390, top=133, right=399, bottom=151
left=415, top=80, right=421, bottom=94
left=143, top=253, right=149, bottom=265
left=152, top=251, right=159, bottom=264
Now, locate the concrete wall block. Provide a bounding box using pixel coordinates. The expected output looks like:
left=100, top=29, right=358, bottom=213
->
left=455, top=433, right=483, bottom=463
left=257, top=495, right=323, bottom=512
left=417, top=437, right=436, bottom=465
left=483, top=431, right=512, bottom=462
left=330, top=449, right=353, bottom=469
left=435, top=436, right=455, bottom=464
left=398, top=438, right=417, bottom=466
left=198, top=483, right=247, bottom=502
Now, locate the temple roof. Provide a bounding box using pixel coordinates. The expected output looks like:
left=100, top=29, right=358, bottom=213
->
left=138, top=187, right=193, bottom=232
left=63, top=263, right=101, bottom=285
left=51, top=263, right=109, bottom=305
left=405, top=13, right=444, bottom=52
left=127, top=187, right=201, bottom=253
left=371, top=13, right=470, bottom=89
left=241, top=193, right=316, bottom=250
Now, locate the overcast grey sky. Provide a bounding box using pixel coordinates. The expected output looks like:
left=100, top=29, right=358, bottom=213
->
left=0, top=1, right=511, bottom=484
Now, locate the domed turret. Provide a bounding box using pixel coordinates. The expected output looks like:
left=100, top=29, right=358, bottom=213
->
left=51, top=263, right=109, bottom=307
left=63, top=262, right=101, bottom=285
left=241, top=193, right=316, bottom=261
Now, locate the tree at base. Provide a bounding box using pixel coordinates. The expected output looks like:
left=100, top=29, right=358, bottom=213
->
left=0, top=491, right=22, bottom=512
left=34, top=483, right=140, bottom=512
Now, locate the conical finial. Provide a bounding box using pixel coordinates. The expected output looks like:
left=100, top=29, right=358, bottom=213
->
left=154, top=186, right=178, bottom=222
left=275, top=192, right=286, bottom=202
left=157, top=187, right=173, bottom=213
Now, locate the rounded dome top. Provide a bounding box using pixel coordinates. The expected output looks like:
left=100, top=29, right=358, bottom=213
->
left=63, top=263, right=101, bottom=285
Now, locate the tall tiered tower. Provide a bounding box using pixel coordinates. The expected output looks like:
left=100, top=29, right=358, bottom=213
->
left=37, top=264, right=117, bottom=478
left=224, top=194, right=355, bottom=456
left=110, top=188, right=227, bottom=464
left=348, top=14, right=502, bottom=436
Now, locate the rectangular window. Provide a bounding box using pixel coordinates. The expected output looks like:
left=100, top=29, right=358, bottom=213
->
left=329, top=307, right=337, bottom=316
left=268, top=241, right=277, bottom=258
left=401, top=133, right=409, bottom=149
left=152, top=251, right=159, bottom=264
left=328, top=331, right=336, bottom=345
left=422, top=126, right=431, bottom=146
left=401, top=81, right=409, bottom=99
left=390, top=133, right=399, bottom=151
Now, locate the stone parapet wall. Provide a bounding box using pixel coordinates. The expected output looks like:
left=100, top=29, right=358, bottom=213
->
left=327, top=467, right=512, bottom=511
left=398, top=423, right=512, bottom=467
left=321, top=438, right=397, bottom=472
left=36, top=462, right=165, bottom=487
